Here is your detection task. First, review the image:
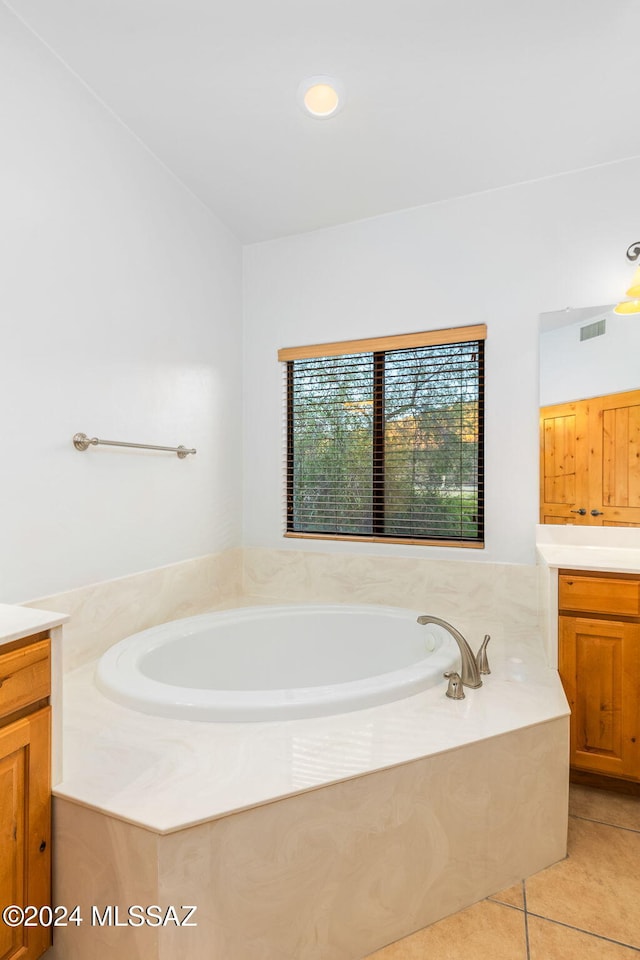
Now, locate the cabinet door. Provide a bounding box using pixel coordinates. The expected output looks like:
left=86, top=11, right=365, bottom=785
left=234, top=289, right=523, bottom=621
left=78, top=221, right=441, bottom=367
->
left=559, top=617, right=640, bottom=780
left=539, top=400, right=589, bottom=523
left=588, top=390, right=640, bottom=527
left=0, top=708, right=51, bottom=960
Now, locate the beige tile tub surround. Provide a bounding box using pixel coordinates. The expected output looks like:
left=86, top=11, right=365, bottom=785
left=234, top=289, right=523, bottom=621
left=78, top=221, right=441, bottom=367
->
left=49, top=717, right=568, bottom=960
left=21, top=545, right=541, bottom=675
left=242, top=548, right=540, bottom=639
left=24, top=548, right=242, bottom=672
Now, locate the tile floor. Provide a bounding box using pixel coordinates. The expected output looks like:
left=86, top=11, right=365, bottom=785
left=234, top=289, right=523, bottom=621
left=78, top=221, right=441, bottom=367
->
left=364, top=784, right=640, bottom=959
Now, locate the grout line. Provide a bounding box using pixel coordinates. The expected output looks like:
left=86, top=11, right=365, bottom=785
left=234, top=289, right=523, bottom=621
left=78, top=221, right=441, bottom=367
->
left=526, top=913, right=640, bottom=953
left=522, top=880, right=531, bottom=960
left=570, top=812, right=640, bottom=835
left=485, top=897, right=525, bottom=913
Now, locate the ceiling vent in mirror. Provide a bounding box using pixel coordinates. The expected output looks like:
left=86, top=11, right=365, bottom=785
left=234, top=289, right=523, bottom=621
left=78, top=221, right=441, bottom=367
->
left=580, top=318, right=606, bottom=341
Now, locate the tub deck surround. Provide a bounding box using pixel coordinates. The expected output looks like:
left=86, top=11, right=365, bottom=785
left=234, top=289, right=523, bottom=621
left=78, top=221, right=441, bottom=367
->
left=50, top=715, right=569, bottom=960
left=54, top=619, right=568, bottom=834
left=43, top=552, right=569, bottom=959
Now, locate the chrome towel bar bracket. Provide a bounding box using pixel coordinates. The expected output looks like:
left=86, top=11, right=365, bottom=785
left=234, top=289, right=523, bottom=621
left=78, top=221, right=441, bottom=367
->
left=73, top=433, right=196, bottom=458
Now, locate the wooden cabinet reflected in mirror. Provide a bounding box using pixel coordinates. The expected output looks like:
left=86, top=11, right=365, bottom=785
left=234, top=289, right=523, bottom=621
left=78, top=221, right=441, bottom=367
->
left=539, top=305, right=640, bottom=527
left=540, top=389, right=640, bottom=526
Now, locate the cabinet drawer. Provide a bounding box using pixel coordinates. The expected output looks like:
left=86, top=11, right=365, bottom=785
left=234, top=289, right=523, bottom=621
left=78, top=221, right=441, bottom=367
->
left=0, top=639, right=50, bottom=720
left=559, top=574, right=640, bottom=617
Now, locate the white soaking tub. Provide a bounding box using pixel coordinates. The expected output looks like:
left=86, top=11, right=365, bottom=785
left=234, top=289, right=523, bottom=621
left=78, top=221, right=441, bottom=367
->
left=96, top=604, right=459, bottom=721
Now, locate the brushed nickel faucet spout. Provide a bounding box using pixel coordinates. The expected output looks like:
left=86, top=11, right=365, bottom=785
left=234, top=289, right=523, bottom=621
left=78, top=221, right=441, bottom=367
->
left=417, top=615, right=483, bottom=689
left=476, top=634, right=491, bottom=675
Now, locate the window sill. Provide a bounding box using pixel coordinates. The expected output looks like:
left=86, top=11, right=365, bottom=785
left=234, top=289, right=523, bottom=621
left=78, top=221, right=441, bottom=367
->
left=284, top=532, right=485, bottom=549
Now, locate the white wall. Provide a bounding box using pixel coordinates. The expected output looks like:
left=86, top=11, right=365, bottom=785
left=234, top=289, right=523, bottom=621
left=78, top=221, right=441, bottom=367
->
left=243, top=158, right=640, bottom=565
left=0, top=8, right=243, bottom=602
left=5, top=3, right=640, bottom=595
left=540, top=310, right=640, bottom=406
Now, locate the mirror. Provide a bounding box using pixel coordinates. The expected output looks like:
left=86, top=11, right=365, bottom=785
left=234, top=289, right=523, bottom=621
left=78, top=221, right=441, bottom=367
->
left=540, top=304, right=639, bottom=407
left=539, top=305, right=640, bottom=526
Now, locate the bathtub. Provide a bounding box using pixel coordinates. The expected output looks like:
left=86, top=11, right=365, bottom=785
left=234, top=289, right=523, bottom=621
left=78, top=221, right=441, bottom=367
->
left=96, top=603, right=459, bottom=721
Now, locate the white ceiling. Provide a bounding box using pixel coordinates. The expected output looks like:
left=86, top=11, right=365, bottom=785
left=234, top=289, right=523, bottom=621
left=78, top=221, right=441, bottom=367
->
left=6, top=0, right=640, bottom=242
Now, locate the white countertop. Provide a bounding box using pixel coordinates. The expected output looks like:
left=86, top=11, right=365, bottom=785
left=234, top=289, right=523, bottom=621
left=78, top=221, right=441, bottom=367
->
left=0, top=602, right=69, bottom=647
left=536, top=524, right=640, bottom=574
left=536, top=543, right=640, bottom=573
left=54, top=626, right=568, bottom=835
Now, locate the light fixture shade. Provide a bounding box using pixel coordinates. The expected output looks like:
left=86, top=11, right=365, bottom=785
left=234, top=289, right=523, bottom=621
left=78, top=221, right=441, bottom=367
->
left=613, top=298, right=640, bottom=315
left=298, top=76, right=345, bottom=119
left=625, top=266, right=640, bottom=298
left=304, top=83, right=339, bottom=116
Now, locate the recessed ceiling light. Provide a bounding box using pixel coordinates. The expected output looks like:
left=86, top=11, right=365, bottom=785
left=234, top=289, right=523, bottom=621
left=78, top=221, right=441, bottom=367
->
left=298, top=76, right=345, bottom=119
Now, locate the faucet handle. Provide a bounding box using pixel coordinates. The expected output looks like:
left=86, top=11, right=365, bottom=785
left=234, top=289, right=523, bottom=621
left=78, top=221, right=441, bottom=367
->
left=444, top=672, right=465, bottom=700
left=476, top=634, right=491, bottom=675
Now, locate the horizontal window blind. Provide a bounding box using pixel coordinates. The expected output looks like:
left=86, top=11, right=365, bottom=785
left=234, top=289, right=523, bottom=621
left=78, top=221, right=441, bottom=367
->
left=282, top=327, right=485, bottom=546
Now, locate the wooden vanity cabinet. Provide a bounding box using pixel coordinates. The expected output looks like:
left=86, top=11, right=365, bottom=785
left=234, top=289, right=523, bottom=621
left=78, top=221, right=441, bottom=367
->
left=558, top=570, right=640, bottom=784
left=0, top=633, right=52, bottom=960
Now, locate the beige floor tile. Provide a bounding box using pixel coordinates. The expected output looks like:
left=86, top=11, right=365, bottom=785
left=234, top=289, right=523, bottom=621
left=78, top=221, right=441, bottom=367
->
left=487, top=880, right=524, bottom=909
left=525, top=817, right=640, bottom=948
left=363, top=900, right=527, bottom=959
left=529, top=916, right=640, bottom=959
left=569, top=785, right=640, bottom=832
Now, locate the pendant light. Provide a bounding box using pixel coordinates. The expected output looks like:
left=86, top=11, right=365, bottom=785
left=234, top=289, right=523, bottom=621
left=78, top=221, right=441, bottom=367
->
left=614, top=242, right=640, bottom=314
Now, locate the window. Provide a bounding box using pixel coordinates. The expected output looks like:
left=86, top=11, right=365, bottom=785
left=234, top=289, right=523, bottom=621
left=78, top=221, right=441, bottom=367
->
left=279, top=325, right=485, bottom=547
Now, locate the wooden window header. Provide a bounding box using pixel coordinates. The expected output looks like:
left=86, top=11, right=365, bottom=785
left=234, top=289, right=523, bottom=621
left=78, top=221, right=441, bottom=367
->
left=278, top=324, right=487, bottom=363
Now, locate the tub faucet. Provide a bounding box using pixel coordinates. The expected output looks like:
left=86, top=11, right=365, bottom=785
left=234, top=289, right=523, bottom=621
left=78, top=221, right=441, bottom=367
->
left=444, top=671, right=465, bottom=700
left=417, top=615, right=488, bottom=689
